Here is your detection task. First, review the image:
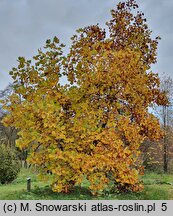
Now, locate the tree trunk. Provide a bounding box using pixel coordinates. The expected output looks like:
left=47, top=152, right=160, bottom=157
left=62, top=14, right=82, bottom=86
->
left=163, top=106, right=168, bottom=173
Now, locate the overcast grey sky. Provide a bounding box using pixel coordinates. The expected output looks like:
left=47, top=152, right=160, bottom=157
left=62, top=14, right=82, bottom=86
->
left=0, top=0, right=173, bottom=90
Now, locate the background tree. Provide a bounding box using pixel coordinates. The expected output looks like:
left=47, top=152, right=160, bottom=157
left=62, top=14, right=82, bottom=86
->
left=160, top=76, right=173, bottom=173
left=0, top=84, right=29, bottom=167
left=0, top=84, right=17, bottom=148
left=140, top=76, right=173, bottom=173
left=1, top=0, right=168, bottom=194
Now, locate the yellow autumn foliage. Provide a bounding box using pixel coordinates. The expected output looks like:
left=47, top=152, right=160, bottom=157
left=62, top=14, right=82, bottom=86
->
left=2, top=0, right=168, bottom=194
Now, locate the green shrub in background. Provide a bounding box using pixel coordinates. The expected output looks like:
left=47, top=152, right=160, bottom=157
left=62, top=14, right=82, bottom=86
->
left=0, top=145, right=20, bottom=184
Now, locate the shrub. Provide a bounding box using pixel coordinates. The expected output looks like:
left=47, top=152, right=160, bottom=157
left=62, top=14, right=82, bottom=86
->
left=0, top=145, right=20, bottom=184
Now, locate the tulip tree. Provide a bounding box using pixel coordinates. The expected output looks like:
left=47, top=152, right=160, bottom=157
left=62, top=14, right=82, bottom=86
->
left=2, top=0, right=168, bottom=194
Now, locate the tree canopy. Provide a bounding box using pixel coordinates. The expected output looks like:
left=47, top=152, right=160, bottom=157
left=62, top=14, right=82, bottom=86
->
left=2, top=0, right=168, bottom=194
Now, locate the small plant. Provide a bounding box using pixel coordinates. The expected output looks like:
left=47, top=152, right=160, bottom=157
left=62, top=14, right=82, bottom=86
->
left=0, top=145, right=20, bottom=184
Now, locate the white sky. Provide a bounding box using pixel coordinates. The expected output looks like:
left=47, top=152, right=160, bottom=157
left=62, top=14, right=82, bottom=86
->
left=0, top=0, right=173, bottom=90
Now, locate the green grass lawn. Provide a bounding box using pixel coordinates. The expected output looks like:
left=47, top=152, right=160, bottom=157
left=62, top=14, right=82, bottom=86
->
left=0, top=168, right=173, bottom=200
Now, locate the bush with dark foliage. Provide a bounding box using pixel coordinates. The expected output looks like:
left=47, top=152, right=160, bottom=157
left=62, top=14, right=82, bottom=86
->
left=0, top=145, right=20, bottom=184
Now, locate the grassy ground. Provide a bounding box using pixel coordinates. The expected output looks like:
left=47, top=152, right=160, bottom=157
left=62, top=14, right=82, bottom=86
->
left=0, top=168, right=173, bottom=200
